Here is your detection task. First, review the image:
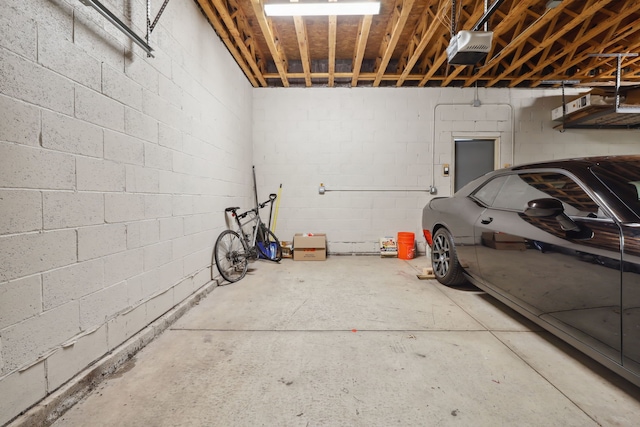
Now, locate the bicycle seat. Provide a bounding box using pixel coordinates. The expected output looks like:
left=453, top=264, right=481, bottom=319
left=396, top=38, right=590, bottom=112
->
left=269, top=193, right=277, bottom=201
left=225, top=207, right=240, bottom=212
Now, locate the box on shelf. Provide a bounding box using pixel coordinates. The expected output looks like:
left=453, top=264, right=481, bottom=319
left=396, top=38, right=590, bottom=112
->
left=379, top=237, right=398, bottom=257
left=293, top=233, right=326, bottom=261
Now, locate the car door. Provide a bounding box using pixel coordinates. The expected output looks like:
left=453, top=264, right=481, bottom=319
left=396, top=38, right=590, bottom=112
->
left=472, top=171, right=622, bottom=364
left=589, top=162, right=640, bottom=378
left=621, top=225, right=640, bottom=375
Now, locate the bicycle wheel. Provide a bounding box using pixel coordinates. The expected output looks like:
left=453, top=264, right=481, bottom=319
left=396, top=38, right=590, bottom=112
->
left=214, top=230, right=248, bottom=283
left=256, top=225, right=282, bottom=262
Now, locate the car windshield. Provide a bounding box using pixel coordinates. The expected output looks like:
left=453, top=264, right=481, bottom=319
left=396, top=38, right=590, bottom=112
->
left=591, top=160, right=640, bottom=217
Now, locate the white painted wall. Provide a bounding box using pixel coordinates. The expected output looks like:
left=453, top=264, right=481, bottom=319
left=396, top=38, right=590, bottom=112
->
left=253, top=87, right=640, bottom=255
left=0, top=0, right=253, bottom=424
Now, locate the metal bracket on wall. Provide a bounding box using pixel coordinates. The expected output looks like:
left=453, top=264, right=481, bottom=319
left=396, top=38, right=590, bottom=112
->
left=78, top=0, right=168, bottom=57
left=588, top=53, right=640, bottom=114
left=541, top=79, right=580, bottom=132
left=146, top=0, right=172, bottom=57
left=149, top=0, right=171, bottom=34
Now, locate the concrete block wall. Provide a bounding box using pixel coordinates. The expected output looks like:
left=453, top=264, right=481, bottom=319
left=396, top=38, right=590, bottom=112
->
left=0, top=0, right=253, bottom=424
left=253, top=87, right=640, bottom=255
left=253, top=88, right=435, bottom=255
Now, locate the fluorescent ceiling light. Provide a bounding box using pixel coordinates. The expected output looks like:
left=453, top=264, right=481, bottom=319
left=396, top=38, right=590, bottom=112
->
left=264, top=1, right=381, bottom=17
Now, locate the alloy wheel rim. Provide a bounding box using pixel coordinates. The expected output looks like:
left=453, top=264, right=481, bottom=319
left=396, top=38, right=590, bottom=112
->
left=432, top=234, right=450, bottom=277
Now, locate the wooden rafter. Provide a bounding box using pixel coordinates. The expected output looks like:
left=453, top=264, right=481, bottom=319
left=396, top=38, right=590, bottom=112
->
left=485, top=0, right=615, bottom=87
left=210, top=0, right=267, bottom=86
left=416, top=31, right=448, bottom=77
left=463, top=0, right=576, bottom=87
left=396, top=1, right=447, bottom=86
left=559, top=15, right=594, bottom=70
left=249, top=0, right=289, bottom=87
left=352, top=15, right=373, bottom=87
left=198, top=0, right=259, bottom=87
left=474, top=0, right=537, bottom=78
left=440, top=0, right=485, bottom=87
left=328, top=16, right=337, bottom=87
left=293, top=16, right=312, bottom=87
left=262, top=70, right=519, bottom=82
left=419, top=0, right=485, bottom=86
left=523, top=0, right=640, bottom=87
left=583, top=51, right=640, bottom=82
left=511, top=14, right=549, bottom=78
left=373, top=0, right=416, bottom=87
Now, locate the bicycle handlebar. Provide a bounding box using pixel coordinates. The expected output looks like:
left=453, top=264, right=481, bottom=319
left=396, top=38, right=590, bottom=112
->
left=225, top=194, right=277, bottom=219
left=259, top=194, right=277, bottom=209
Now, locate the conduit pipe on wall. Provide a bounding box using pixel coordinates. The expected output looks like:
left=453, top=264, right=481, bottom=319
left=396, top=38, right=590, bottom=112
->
left=319, top=186, right=430, bottom=194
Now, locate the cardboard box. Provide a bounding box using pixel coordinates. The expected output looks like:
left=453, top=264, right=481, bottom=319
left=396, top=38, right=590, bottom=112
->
left=379, top=237, right=398, bottom=257
left=280, top=241, right=293, bottom=258
left=481, top=232, right=526, bottom=251
left=293, top=233, right=327, bottom=261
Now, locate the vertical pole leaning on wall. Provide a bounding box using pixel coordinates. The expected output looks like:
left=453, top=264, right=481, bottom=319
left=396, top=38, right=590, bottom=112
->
left=272, top=184, right=282, bottom=233
left=252, top=166, right=259, bottom=209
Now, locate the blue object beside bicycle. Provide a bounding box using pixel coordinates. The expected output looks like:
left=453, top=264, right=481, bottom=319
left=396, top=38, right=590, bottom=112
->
left=257, top=242, right=280, bottom=260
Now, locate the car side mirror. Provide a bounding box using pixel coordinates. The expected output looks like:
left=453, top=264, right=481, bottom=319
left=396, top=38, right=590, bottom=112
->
left=524, top=198, right=589, bottom=236
left=524, top=198, right=564, bottom=218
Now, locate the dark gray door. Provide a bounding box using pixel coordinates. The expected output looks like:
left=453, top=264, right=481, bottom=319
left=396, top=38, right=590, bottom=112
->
left=454, top=139, right=495, bottom=192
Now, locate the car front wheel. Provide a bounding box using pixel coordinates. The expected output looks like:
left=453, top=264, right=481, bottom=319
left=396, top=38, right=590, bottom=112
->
left=431, top=228, right=466, bottom=286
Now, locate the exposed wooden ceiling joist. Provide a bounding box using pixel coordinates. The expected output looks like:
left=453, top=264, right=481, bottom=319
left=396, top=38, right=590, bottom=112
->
left=485, top=0, right=615, bottom=88
left=328, top=15, right=337, bottom=87
left=464, top=0, right=573, bottom=87
left=373, top=0, right=416, bottom=87
left=396, top=1, right=447, bottom=87
left=352, top=15, right=373, bottom=87
left=293, top=16, right=312, bottom=87
left=526, top=0, right=640, bottom=87
left=195, top=0, right=640, bottom=88
left=440, top=0, right=489, bottom=87
left=210, top=0, right=268, bottom=86
left=199, top=0, right=259, bottom=87
left=249, top=0, right=289, bottom=87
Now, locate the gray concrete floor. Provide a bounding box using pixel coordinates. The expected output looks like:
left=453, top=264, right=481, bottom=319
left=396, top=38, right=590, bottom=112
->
left=53, top=256, right=640, bottom=426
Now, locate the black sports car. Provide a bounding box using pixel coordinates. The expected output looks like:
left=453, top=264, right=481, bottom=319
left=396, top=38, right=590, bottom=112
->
left=422, top=155, right=640, bottom=387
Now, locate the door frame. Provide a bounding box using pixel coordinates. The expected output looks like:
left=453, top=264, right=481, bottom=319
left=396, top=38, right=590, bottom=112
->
left=451, top=134, right=501, bottom=194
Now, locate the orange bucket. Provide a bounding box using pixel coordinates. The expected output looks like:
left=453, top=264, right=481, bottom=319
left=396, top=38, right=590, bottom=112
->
left=397, top=232, right=415, bottom=260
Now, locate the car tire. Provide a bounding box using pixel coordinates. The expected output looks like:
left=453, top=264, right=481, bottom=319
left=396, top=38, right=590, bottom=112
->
left=431, top=228, right=466, bottom=286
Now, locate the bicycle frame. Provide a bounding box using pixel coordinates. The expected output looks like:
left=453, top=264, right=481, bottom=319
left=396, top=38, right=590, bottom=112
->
left=227, top=193, right=277, bottom=256
left=232, top=209, right=262, bottom=255
left=214, top=193, right=281, bottom=283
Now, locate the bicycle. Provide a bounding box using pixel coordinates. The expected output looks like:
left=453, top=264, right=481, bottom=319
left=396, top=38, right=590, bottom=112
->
left=213, top=194, right=282, bottom=283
